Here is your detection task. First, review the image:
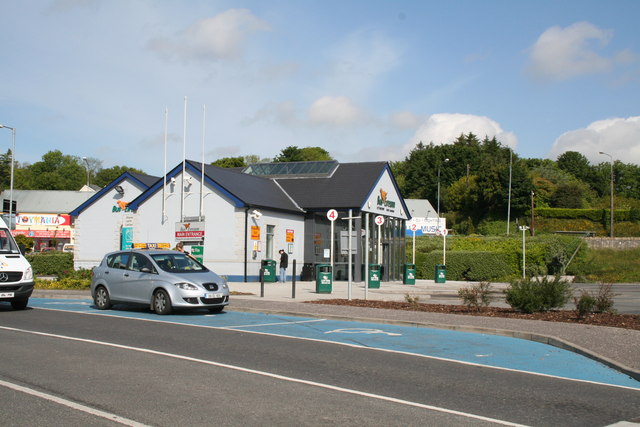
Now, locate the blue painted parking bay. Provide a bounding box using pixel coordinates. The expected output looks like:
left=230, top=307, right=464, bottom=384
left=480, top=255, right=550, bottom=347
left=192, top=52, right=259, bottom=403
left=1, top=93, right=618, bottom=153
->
left=29, top=298, right=640, bottom=389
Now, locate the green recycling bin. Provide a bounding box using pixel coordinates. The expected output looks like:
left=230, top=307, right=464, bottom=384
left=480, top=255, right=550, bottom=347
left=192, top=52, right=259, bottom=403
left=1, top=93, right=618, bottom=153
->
left=261, top=259, right=276, bottom=282
left=368, top=264, right=381, bottom=288
left=435, top=264, right=446, bottom=283
left=403, top=263, right=416, bottom=285
left=315, top=264, right=332, bottom=293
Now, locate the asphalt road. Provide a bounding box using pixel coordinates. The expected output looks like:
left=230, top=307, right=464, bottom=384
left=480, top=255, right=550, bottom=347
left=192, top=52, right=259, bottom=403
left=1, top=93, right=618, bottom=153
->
left=1, top=306, right=639, bottom=426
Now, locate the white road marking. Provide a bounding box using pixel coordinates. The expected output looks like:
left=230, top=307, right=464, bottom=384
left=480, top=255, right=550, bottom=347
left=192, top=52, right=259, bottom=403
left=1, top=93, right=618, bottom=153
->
left=43, top=301, right=91, bottom=305
left=0, top=378, right=150, bottom=427
left=0, top=325, right=526, bottom=426
left=325, top=327, right=402, bottom=336
left=224, top=318, right=327, bottom=328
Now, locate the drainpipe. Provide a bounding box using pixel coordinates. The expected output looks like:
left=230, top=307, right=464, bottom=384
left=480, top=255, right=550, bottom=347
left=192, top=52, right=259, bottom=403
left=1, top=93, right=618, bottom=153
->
left=244, top=207, right=249, bottom=282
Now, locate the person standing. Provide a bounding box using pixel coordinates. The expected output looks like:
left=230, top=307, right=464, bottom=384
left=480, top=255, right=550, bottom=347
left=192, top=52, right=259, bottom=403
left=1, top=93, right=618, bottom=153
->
left=279, top=249, right=288, bottom=283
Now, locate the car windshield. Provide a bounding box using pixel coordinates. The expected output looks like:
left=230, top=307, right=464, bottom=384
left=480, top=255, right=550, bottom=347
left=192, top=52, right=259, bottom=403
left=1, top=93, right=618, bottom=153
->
left=0, top=229, right=21, bottom=254
left=151, top=253, right=208, bottom=273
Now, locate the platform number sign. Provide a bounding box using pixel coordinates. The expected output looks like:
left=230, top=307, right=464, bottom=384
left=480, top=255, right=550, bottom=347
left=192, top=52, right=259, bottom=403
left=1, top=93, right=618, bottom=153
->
left=374, top=215, right=385, bottom=226
left=327, top=209, right=338, bottom=222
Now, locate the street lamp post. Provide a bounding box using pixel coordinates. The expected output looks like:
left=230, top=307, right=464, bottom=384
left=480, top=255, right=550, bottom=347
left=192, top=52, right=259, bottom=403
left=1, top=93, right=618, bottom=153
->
left=436, top=158, right=449, bottom=229
left=599, top=151, right=614, bottom=238
left=82, top=156, right=90, bottom=187
left=506, top=149, right=512, bottom=235
left=0, top=124, right=16, bottom=229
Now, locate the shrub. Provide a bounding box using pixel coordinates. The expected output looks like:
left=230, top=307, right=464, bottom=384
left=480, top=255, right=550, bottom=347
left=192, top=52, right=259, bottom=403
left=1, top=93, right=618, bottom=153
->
left=34, top=277, right=91, bottom=290
left=14, top=234, right=34, bottom=252
left=573, top=283, right=617, bottom=317
left=404, top=294, right=421, bottom=305
left=504, top=276, right=572, bottom=313
left=594, top=283, right=617, bottom=314
left=574, top=290, right=596, bottom=318
left=458, top=282, right=493, bottom=310
left=27, top=252, right=74, bottom=277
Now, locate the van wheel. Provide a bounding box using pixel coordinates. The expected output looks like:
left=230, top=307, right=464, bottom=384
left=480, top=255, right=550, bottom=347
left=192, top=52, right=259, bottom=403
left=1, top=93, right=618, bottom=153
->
left=153, top=289, right=172, bottom=315
left=94, top=286, right=112, bottom=310
left=11, top=299, right=28, bottom=310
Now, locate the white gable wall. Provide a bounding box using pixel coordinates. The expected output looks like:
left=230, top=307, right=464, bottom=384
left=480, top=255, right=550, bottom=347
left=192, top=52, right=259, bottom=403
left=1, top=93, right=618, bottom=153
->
left=133, top=169, right=305, bottom=281
left=73, top=180, right=146, bottom=269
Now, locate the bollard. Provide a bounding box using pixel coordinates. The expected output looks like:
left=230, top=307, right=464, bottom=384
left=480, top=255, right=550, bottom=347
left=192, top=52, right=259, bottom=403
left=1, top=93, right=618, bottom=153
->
left=292, top=259, right=296, bottom=299
left=260, top=268, right=265, bottom=298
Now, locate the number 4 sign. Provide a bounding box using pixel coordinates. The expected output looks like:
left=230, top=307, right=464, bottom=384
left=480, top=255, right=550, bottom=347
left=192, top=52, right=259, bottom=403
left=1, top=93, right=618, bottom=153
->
left=327, top=209, right=338, bottom=222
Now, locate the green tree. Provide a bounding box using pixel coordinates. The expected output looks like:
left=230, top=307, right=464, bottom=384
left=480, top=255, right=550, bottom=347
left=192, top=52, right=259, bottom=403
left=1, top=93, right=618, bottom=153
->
left=211, top=156, right=247, bottom=168
left=94, top=165, right=146, bottom=187
left=18, top=150, right=86, bottom=190
left=551, top=181, right=587, bottom=208
left=0, top=149, right=12, bottom=191
left=556, top=151, right=592, bottom=183
left=274, top=146, right=332, bottom=162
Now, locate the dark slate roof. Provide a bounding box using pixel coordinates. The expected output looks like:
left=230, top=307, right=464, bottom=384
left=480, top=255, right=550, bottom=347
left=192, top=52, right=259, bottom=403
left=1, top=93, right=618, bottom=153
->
left=127, top=160, right=303, bottom=213
left=200, top=162, right=303, bottom=212
left=70, top=171, right=160, bottom=216
left=275, top=162, right=388, bottom=210
left=129, top=171, right=161, bottom=188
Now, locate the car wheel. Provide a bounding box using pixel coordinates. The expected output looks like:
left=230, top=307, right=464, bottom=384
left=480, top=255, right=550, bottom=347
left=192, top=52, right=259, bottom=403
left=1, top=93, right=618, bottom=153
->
left=208, top=306, right=225, bottom=314
left=94, top=286, right=112, bottom=310
left=153, top=289, right=172, bottom=315
left=11, top=299, right=28, bottom=310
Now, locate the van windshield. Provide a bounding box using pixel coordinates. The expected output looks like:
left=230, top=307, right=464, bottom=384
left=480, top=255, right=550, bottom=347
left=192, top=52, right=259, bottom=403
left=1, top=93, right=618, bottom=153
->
left=0, top=229, right=20, bottom=254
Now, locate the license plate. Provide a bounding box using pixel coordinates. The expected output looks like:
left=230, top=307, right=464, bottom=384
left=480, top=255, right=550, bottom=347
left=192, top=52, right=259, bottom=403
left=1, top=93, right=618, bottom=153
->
left=0, top=292, right=15, bottom=298
left=204, top=292, right=222, bottom=299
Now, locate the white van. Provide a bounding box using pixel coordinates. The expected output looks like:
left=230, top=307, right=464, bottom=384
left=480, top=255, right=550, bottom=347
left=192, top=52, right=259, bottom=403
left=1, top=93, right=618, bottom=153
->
left=0, top=217, right=34, bottom=310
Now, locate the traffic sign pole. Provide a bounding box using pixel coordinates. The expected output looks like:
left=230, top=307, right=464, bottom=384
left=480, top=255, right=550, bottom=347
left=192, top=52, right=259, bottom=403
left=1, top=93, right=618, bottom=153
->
left=327, top=209, right=338, bottom=272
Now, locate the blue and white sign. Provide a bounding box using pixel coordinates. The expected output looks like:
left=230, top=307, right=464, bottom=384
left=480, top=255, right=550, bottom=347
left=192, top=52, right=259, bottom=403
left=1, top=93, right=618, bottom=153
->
left=406, top=217, right=447, bottom=236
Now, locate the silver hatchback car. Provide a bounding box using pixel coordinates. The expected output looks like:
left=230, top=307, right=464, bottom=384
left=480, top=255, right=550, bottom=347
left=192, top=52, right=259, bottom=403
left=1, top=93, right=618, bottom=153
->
left=91, top=249, right=229, bottom=314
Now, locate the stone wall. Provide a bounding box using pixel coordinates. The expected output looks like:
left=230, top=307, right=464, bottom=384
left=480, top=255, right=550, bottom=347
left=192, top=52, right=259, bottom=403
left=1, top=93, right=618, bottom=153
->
left=586, top=237, right=640, bottom=250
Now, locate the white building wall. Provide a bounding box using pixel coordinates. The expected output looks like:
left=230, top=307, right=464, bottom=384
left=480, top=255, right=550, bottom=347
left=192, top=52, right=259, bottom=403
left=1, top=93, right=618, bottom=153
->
left=74, top=169, right=305, bottom=281
left=243, top=211, right=305, bottom=281
left=134, top=170, right=305, bottom=281
left=73, top=180, right=146, bottom=269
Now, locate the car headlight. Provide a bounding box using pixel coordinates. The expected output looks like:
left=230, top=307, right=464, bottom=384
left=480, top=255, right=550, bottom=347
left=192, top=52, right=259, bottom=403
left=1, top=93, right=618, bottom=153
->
left=174, top=282, right=198, bottom=291
left=24, top=267, right=33, bottom=281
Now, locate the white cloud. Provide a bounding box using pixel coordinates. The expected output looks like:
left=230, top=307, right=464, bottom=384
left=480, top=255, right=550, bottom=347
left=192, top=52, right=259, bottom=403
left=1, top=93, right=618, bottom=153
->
left=148, top=9, right=270, bottom=62
left=389, top=111, right=422, bottom=130
left=408, top=113, right=518, bottom=149
left=307, top=96, right=365, bottom=126
left=548, top=116, right=640, bottom=164
left=527, top=22, right=613, bottom=81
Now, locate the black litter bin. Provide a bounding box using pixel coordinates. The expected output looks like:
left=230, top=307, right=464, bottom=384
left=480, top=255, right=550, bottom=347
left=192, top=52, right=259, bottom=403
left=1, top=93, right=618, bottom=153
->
left=315, top=264, right=332, bottom=293
left=261, top=259, right=276, bottom=282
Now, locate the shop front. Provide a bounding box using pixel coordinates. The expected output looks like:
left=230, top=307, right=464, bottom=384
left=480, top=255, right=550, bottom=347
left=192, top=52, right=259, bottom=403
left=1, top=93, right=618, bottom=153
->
left=12, top=213, right=73, bottom=251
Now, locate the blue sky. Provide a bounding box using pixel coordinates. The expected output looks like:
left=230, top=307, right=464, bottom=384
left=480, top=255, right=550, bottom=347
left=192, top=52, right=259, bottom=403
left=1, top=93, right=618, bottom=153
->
left=0, top=0, right=638, bottom=176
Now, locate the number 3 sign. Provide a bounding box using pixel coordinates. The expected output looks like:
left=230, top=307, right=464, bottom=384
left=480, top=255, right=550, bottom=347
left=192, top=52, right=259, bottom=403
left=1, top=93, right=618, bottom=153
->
left=374, top=215, right=385, bottom=226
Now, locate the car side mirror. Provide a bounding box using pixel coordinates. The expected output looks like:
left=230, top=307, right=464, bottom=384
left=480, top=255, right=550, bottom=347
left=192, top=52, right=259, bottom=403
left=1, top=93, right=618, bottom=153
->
left=141, top=267, right=152, bottom=273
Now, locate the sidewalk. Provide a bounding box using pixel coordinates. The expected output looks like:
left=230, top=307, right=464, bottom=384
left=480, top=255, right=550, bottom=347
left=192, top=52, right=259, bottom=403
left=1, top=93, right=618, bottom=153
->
left=32, top=280, right=640, bottom=381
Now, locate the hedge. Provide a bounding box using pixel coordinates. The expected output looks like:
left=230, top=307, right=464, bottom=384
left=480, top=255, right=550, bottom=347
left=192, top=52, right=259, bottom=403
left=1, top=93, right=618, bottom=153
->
left=416, top=251, right=513, bottom=281
left=535, top=208, right=631, bottom=222
left=26, top=252, right=74, bottom=277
